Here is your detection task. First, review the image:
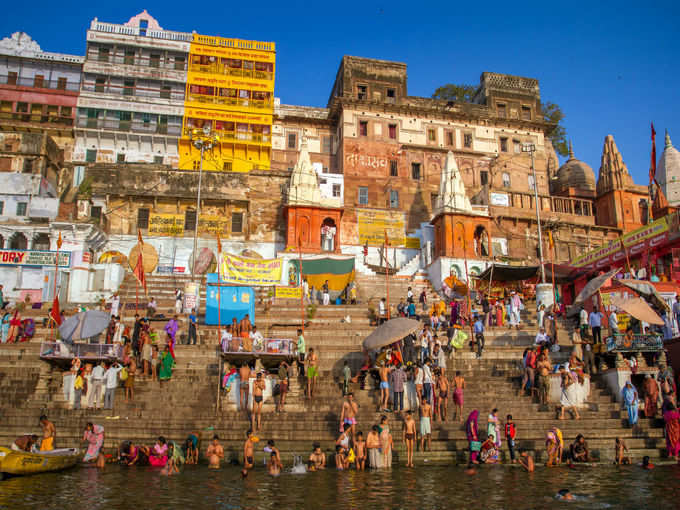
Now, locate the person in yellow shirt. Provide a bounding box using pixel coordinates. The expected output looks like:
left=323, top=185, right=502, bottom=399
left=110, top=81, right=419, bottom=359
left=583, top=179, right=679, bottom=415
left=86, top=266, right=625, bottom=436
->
left=73, top=370, right=85, bottom=410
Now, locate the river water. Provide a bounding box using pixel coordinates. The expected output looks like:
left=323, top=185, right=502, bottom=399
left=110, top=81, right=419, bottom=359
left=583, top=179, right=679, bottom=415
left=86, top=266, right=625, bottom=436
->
left=1, top=463, right=676, bottom=509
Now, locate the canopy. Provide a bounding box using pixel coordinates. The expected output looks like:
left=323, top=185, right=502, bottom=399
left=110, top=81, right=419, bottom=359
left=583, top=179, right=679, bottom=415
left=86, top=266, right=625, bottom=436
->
left=58, top=311, right=111, bottom=344
left=477, top=264, right=540, bottom=282
left=362, top=318, right=421, bottom=351
left=616, top=280, right=670, bottom=312
left=610, top=296, right=664, bottom=326
left=572, top=268, right=620, bottom=306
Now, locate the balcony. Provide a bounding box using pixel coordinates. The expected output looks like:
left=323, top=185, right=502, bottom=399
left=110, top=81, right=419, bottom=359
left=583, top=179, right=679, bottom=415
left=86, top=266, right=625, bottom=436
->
left=0, top=74, right=80, bottom=92
left=0, top=110, right=73, bottom=126
left=82, top=80, right=185, bottom=101
left=90, top=20, right=193, bottom=42
left=187, top=62, right=274, bottom=82
left=186, top=93, right=272, bottom=110
left=183, top=126, right=271, bottom=144
left=78, top=117, right=180, bottom=136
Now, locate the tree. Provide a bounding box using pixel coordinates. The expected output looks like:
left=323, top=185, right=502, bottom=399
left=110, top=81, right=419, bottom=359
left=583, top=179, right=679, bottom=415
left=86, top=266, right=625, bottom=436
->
left=431, top=85, right=569, bottom=157
left=431, top=84, right=477, bottom=103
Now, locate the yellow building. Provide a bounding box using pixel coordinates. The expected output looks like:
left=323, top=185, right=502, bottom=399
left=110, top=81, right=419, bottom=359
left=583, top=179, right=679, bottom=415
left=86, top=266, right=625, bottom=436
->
left=180, top=35, right=275, bottom=172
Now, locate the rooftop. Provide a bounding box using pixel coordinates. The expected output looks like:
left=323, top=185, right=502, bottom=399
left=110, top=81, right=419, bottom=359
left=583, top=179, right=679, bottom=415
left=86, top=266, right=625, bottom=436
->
left=0, top=32, right=84, bottom=64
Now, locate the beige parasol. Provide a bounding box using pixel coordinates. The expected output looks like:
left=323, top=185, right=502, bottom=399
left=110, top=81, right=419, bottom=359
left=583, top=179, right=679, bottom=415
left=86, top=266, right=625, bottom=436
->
left=128, top=242, right=159, bottom=273
left=610, top=296, right=664, bottom=326
left=617, top=279, right=669, bottom=312
left=572, top=268, right=620, bottom=306
left=362, top=318, right=422, bottom=350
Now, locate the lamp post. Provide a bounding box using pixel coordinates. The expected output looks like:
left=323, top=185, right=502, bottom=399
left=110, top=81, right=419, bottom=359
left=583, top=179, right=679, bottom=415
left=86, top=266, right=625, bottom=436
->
left=190, top=125, right=219, bottom=279
left=522, top=143, right=546, bottom=283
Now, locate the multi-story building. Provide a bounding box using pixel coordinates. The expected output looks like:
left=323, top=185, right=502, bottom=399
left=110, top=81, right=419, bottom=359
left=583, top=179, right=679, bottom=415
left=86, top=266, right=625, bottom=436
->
left=73, top=11, right=190, bottom=166
left=656, top=131, right=680, bottom=207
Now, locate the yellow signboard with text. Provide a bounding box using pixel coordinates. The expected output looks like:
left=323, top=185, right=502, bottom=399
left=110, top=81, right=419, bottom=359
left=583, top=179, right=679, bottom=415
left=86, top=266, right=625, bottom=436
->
left=357, top=208, right=406, bottom=247
left=148, top=213, right=184, bottom=237
left=198, top=215, right=229, bottom=236
left=275, top=286, right=302, bottom=299
left=218, top=253, right=283, bottom=286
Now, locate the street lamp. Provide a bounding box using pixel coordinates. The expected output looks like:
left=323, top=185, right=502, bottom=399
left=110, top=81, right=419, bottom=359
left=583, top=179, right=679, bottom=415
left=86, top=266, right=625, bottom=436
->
left=522, top=143, right=546, bottom=283
left=190, top=125, right=220, bottom=278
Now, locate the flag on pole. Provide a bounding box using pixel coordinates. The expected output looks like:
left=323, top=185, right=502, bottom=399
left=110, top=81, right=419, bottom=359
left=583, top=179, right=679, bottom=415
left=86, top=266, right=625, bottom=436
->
left=216, top=231, right=222, bottom=255
left=548, top=230, right=554, bottom=250
left=649, top=122, right=657, bottom=187
left=50, top=295, right=62, bottom=326
left=134, top=229, right=147, bottom=294
left=57, top=231, right=63, bottom=250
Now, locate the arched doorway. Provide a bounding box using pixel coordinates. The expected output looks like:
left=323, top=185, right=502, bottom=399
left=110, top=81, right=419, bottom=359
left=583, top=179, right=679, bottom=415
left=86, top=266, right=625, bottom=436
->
left=8, top=232, right=28, bottom=250
left=33, top=233, right=50, bottom=251
left=638, top=199, right=649, bottom=225
left=0, top=234, right=4, bottom=249
left=474, top=226, right=490, bottom=257
left=321, top=218, right=337, bottom=252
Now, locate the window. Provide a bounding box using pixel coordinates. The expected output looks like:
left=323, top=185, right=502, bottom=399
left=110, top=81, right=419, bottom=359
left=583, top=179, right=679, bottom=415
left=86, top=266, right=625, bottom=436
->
left=497, top=103, right=506, bottom=118
left=85, top=149, right=97, bottom=162
left=388, top=124, right=397, bottom=139
left=427, top=129, right=436, bottom=142
left=411, top=162, right=421, bottom=180
left=33, top=75, right=44, bottom=88
left=358, top=187, right=368, bottom=205
left=0, top=158, right=10, bottom=171
left=123, top=80, right=135, bottom=96
left=91, top=206, right=102, bottom=221
left=174, top=56, right=185, bottom=71
left=7, top=72, right=17, bottom=85
left=137, top=208, right=150, bottom=229
left=231, top=212, right=244, bottom=233
left=502, top=172, right=511, bottom=188
left=223, top=161, right=232, bottom=171
left=389, top=190, right=399, bottom=208
left=119, top=111, right=131, bottom=130
left=23, top=159, right=32, bottom=172
left=16, top=202, right=27, bottom=216
left=322, top=166, right=329, bottom=174
left=528, top=175, right=535, bottom=190
left=431, top=193, right=438, bottom=207
left=499, top=137, right=508, bottom=152
left=157, top=115, right=168, bottom=134
left=124, top=49, right=135, bottom=65
left=0, top=202, right=3, bottom=215
left=332, top=184, right=341, bottom=197
left=480, top=171, right=488, bottom=186
left=153, top=156, right=163, bottom=164
left=117, top=153, right=125, bottom=163
left=95, top=77, right=106, bottom=93
left=287, top=132, right=297, bottom=149
left=521, top=106, right=531, bottom=120
left=184, top=210, right=197, bottom=231
left=513, top=139, right=521, bottom=154
left=322, top=136, right=331, bottom=153
left=390, top=160, right=398, bottom=177
left=61, top=106, right=72, bottom=118
left=359, top=121, right=368, bottom=136
left=149, top=54, right=161, bottom=68
left=446, top=131, right=454, bottom=146
left=160, top=85, right=171, bottom=99
left=98, top=47, right=110, bottom=62
left=357, top=84, right=367, bottom=100
left=386, top=88, right=396, bottom=103
left=57, top=77, right=67, bottom=90
left=463, top=133, right=473, bottom=149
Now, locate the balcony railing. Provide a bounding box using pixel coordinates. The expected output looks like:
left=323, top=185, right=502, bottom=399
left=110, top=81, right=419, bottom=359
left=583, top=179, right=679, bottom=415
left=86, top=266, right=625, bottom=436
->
left=0, top=74, right=80, bottom=92
left=0, top=111, right=73, bottom=126
left=77, top=117, right=181, bottom=136
left=40, top=341, right=124, bottom=361
left=183, top=126, right=271, bottom=144
left=82, top=81, right=185, bottom=101
left=90, top=20, right=194, bottom=42
left=220, top=337, right=296, bottom=356
left=188, top=62, right=273, bottom=81
left=90, top=54, right=188, bottom=72
left=186, top=93, right=271, bottom=110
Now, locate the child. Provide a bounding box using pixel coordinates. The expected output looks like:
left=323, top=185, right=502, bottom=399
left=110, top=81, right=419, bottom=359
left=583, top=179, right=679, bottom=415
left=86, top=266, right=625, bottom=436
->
left=519, top=451, right=534, bottom=472
left=641, top=455, right=654, bottom=469
left=615, top=438, right=631, bottom=465
left=354, top=431, right=366, bottom=470
left=504, top=415, right=517, bottom=463
left=335, top=445, right=348, bottom=470
left=480, top=434, right=499, bottom=464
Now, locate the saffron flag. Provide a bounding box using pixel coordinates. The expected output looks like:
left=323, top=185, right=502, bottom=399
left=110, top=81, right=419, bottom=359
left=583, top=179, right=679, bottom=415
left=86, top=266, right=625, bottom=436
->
left=548, top=231, right=554, bottom=249
left=134, top=230, right=147, bottom=294
left=649, top=123, right=657, bottom=187
left=57, top=231, right=63, bottom=250
left=50, top=295, right=62, bottom=326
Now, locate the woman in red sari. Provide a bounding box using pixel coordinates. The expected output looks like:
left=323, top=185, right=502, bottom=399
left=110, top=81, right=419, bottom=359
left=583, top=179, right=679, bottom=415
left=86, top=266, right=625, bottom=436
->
left=6, top=309, right=21, bottom=344
left=663, top=402, right=680, bottom=459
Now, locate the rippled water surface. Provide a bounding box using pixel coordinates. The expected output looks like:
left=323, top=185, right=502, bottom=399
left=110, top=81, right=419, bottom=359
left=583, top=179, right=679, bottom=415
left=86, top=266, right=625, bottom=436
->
left=2, top=463, right=679, bottom=509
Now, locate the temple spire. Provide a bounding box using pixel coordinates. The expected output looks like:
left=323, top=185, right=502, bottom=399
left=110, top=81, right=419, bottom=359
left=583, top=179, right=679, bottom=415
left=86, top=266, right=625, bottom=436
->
left=286, top=137, right=322, bottom=206
left=434, top=151, right=472, bottom=216
left=666, top=130, right=673, bottom=150
left=568, top=140, right=574, bottom=160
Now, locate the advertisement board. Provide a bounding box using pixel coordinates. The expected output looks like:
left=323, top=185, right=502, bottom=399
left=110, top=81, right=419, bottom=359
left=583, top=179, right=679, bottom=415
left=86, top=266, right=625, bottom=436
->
left=357, top=208, right=406, bottom=247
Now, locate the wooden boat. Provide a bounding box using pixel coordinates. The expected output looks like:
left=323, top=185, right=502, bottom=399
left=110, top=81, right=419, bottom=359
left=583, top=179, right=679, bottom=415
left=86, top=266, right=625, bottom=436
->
left=0, top=447, right=82, bottom=477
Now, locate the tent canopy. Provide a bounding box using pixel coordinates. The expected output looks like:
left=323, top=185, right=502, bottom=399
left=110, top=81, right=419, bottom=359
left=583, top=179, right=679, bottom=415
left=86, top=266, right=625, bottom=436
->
left=610, top=296, right=664, bottom=326
left=362, top=318, right=421, bottom=351
left=477, top=264, right=539, bottom=282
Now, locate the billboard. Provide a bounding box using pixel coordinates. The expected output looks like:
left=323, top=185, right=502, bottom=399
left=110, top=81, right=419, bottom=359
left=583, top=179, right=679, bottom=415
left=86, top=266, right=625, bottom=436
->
left=357, top=208, right=406, bottom=247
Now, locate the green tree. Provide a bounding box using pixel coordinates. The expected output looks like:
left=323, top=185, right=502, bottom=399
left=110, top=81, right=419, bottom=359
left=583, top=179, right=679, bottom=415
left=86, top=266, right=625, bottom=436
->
left=431, top=84, right=569, bottom=157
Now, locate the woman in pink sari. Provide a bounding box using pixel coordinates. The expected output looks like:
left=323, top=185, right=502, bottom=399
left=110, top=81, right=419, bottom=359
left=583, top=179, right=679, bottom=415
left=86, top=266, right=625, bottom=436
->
left=663, top=402, right=680, bottom=459
left=148, top=436, right=169, bottom=467
left=83, top=422, right=105, bottom=462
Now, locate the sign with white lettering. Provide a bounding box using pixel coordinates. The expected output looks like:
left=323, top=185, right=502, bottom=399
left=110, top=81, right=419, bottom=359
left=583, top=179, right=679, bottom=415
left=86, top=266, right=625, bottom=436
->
left=0, top=249, right=70, bottom=267
left=490, top=193, right=509, bottom=207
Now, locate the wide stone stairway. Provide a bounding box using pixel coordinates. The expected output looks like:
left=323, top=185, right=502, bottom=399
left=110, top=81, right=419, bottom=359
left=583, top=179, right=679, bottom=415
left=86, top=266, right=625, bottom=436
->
left=0, top=271, right=668, bottom=465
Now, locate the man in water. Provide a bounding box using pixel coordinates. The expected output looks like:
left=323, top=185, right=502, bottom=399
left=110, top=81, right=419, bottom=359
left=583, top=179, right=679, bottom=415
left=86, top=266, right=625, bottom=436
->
left=354, top=431, right=366, bottom=470
left=239, top=363, right=251, bottom=412
left=39, top=414, right=55, bottom=451
left=267, top=451, right=282, bottom=475
left=243, top=429, right=255, bottom=471
left=419, top=399, right=432, bottom=452
left=206, top=435, right=224, bottom=468
left=366, top=426, right=380, bottom=469
left=403, top=410, right=417, bottom=467
left=11, top=434, right=39, bottom=452
left=340, top=392, right=359, bottom=439
left=309, top=442, right=326, bottom=469
left=306, top=347, right=318, bottom=400
left=519, top=451, right=535, bottom=472
left=251, top=372, right=266, bottom=432
left=379, top=415, right=393, bottom=469
left=556, top=489, right=574, bottom=501
left=378, top=362, right=390, bottom=412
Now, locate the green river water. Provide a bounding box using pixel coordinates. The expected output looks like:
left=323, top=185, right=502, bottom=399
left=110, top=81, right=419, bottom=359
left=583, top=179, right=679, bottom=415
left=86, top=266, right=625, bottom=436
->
left=1, top=463, right=677, bottom=509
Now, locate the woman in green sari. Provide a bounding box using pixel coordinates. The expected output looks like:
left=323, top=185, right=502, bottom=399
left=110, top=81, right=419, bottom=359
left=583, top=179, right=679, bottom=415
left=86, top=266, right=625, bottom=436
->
left=159, top=345, right=174, bottom=381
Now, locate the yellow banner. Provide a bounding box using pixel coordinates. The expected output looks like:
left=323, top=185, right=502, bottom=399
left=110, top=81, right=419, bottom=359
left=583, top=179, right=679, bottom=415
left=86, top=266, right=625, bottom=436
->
left=148, top=213, right=184, bottom=237
left=184, top=107, right=272, bottom=124
left=219, top=253, right=283, bottom=286
left=357, top=208, right=406, bottom=247
left=187, top=73, right=274, bottom=92
left=198, top=215, right=228, bottom=236
left=275, top=286, right=302, bottom=299
left=191, top=41, right=276, bottom=62
left=405, top=237, right=421, bottom=249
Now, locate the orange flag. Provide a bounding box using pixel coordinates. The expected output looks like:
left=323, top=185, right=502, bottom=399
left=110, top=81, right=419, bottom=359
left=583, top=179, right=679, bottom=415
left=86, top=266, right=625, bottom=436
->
left=56, top=231, right=63, bottom=250
left=134, top=229, right=147, bottom=294
left=50, top=295, right=62, bottom=326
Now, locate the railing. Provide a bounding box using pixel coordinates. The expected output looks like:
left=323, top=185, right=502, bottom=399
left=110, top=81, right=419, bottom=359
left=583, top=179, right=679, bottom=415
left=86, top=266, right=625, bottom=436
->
left=77, top=117, right=181, bottom=136
left=91, top=54, right=188, bottom=72
left=90, top=21, right=193, bottom=42
left=82, top=80, right=185, bottom=101
left=186, top=93, right=271, bottom=110
left=187, top=62, right=273, bottom=81
left=0, top=111, right=73, bottom=126
left=0, top=74, right=80, bottom=92
left=192, top=35, right=275, bottom=52
left=220, top=337, right=295, bottom=356
left=605, top=333, right=664, bottom=352
left=40, top=341, right=124, bottom=360
left=182, top=126, right=271, bottom=144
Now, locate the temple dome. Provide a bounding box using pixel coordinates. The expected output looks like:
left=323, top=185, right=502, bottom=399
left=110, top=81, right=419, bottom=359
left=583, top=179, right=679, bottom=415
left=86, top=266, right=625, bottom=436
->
left=554, top=141, right=596, bottom=194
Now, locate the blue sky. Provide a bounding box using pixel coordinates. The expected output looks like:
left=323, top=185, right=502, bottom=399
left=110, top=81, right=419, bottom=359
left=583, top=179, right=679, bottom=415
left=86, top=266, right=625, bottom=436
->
left=3, top=1, right=678, bottom=182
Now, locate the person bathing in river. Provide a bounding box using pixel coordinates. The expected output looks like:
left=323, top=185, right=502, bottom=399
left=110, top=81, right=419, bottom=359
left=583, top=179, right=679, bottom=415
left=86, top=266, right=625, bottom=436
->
left=615, top=438, right=631, bottom=465
left=82, top=422, right=105, bottom=462
left=207, top=435, right=224, bottom=468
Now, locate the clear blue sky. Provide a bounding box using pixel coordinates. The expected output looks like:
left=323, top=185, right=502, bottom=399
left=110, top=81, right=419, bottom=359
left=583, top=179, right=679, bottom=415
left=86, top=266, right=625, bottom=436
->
left=3, top=1, right=678, bottom=182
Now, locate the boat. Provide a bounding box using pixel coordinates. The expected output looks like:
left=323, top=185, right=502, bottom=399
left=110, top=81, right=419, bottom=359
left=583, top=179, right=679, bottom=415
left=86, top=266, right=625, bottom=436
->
left=0, top=447, right=82, bottom=478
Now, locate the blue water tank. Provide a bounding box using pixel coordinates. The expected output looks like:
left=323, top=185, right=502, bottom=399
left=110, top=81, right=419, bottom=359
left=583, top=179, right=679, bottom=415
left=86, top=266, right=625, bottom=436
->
left=205, top=273, right=255, bottom=326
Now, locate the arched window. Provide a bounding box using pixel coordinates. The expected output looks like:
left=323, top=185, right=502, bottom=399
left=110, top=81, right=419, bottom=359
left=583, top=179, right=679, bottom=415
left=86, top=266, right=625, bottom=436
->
left=32, top=233, right=50, bottom=251
left=639, top=199, right=649, bottom=225
left=8, top=232, right=28, bottom=250
left=321, top=218, right=337, bottom=252
left=474, top=226, right=490, bottom=257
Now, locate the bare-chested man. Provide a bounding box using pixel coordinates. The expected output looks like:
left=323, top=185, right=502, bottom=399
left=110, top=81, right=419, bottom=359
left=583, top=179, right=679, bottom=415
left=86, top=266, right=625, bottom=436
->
left=519, top=450, right=535, bottom=472
left=354, top=431, right=366, bottom=470
left=39, top=414, right=56, bottom=451
left=240, top=314, right=253, bottom=351
left=403, top=410, right=417, bottom=467
left=309, top=442, right=326, bottom=469
left=536, top=353, right=552, bottom=405
left=306, top=347, right=318, bottom=399
left=267, top=451, right=282, bottom=475
left=206, top=435, right=224, bottom=468
left=452, top=371, right=466, bottom=422
left=251, top=372, right=266, bottom=431
left=436, top=370, right=449, bottom=421
left=239, top=363, right=251, bottom=412
left=419, top=400, right=432, bottom=452
left=243, top=429, right=255, bottom=472
left=340, top=392, right=359, bottom=439
left=378, top=362, right=390, bottom=411
left=125, top=357, right=136, bottom=402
